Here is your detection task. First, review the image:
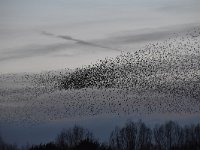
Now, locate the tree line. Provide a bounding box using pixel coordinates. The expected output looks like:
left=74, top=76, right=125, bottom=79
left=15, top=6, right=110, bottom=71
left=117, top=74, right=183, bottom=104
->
left=1, top=120, right=200, bottom=150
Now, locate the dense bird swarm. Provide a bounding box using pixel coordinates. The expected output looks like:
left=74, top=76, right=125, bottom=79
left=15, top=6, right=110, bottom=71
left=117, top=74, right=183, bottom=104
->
left=59, top=28, right=200, bottom=99
left=0, top=28, right=200, bottom=124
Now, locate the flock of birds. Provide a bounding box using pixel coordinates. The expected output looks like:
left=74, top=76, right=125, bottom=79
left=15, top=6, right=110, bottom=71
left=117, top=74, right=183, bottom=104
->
left=60, top=28, right=200, bottom=98
left=0, top=27, right=200, bottom=125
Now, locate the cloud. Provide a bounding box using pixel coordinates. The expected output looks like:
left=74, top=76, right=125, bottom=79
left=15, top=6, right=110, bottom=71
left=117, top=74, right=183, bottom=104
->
left=0, top=34, right=120, bottom=62
left=156, top=0, right=200, bottom=13
left=41, top=31, right=121, bottom=51
left=0, top=23, right=198, bottom=62
left=0, top=31, right=121, bottom=62
left=100, top=23, right=200, bottom=45
left=0, top=43, right=74, bottom=62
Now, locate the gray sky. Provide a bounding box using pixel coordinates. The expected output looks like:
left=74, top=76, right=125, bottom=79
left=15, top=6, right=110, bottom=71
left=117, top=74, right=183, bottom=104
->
left=0, top=0, right=200, bottom=73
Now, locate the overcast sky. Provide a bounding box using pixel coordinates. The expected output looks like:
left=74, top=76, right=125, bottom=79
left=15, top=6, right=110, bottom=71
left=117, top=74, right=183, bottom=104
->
left=0, top=0, right=200, bottom=73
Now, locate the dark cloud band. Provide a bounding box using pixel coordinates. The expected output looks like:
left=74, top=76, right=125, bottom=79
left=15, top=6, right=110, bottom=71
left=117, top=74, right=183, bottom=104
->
left=41, top=31, right=121, bottom=51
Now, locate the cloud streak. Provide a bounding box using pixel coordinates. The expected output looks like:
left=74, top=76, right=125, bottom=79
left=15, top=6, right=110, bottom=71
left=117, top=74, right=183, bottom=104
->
left=0, top=24, right=198, bottom=62
left=0, top=31, right=121, bottom=62
left=41, top=31, right=121, bottom=51
left=0, top=43, right=74, bottom=62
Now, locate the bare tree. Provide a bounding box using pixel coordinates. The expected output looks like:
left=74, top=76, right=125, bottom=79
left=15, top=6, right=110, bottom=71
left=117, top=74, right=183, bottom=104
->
left=109, top=121, right=152, bottom=150
left=154, top=121, right=183, bottom=150
left=137, top=121, right=152, bottom=150
left=183, top=124, right=200, bottom=149
left=55, top=125, right=94, bottom=148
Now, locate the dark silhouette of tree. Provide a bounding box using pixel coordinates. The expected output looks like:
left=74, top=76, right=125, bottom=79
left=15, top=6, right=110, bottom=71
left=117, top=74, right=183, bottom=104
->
left=73, top=138, right=100, bottom=150
left=1, top=121, right=200, bottom=150
left=153, top=121, right=184, bottom=150
left=0, top=138, right=19, bottom=150
left=137, top=122, right=152, bottom=150
left=109, top=120, right=200, bottom=150
left=109, top=121, right=152, bottom=150
left=182, top=124, right=200, bottom=150
left=55, top=125, right=94, bottom=148
left=29, top=142, right=58, bottom=150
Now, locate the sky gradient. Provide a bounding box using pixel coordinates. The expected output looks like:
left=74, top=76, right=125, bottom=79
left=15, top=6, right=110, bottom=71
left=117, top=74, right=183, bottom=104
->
left=0, top=0, right=200, bottom=73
